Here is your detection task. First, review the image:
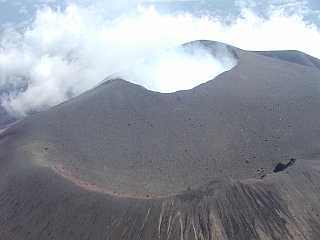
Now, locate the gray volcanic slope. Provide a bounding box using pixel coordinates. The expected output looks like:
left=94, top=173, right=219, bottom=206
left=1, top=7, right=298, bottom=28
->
left=1, top=41, right=320, bottom=239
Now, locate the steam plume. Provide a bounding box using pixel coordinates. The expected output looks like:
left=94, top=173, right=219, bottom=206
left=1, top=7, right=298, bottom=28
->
left=0, top=2, right=319, bottom=116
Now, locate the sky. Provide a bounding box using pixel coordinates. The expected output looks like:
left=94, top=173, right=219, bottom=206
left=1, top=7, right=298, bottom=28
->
left=0, top=0, right=320, bottom=26
left=0, top=0, right=320, bottom=116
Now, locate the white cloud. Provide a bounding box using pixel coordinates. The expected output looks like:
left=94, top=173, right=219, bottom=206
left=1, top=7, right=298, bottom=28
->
left=121, top=44, right=237, bottom=93
left=0, top=2, right=320, bottom=116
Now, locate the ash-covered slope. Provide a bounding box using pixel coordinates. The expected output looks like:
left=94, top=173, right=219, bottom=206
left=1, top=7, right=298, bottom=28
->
left=254, top=50, right=320, bottom=70
left=1, top=41, right=320, bottom=240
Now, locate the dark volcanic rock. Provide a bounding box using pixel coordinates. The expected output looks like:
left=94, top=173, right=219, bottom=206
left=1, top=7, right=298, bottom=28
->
left=273, top=158, right=296, bottom=173
left=1, top=40, right=320, bottom=239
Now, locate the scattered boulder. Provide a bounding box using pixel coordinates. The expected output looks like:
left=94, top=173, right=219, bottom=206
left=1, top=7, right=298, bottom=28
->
left=273, top=158, right=296, bottom=173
